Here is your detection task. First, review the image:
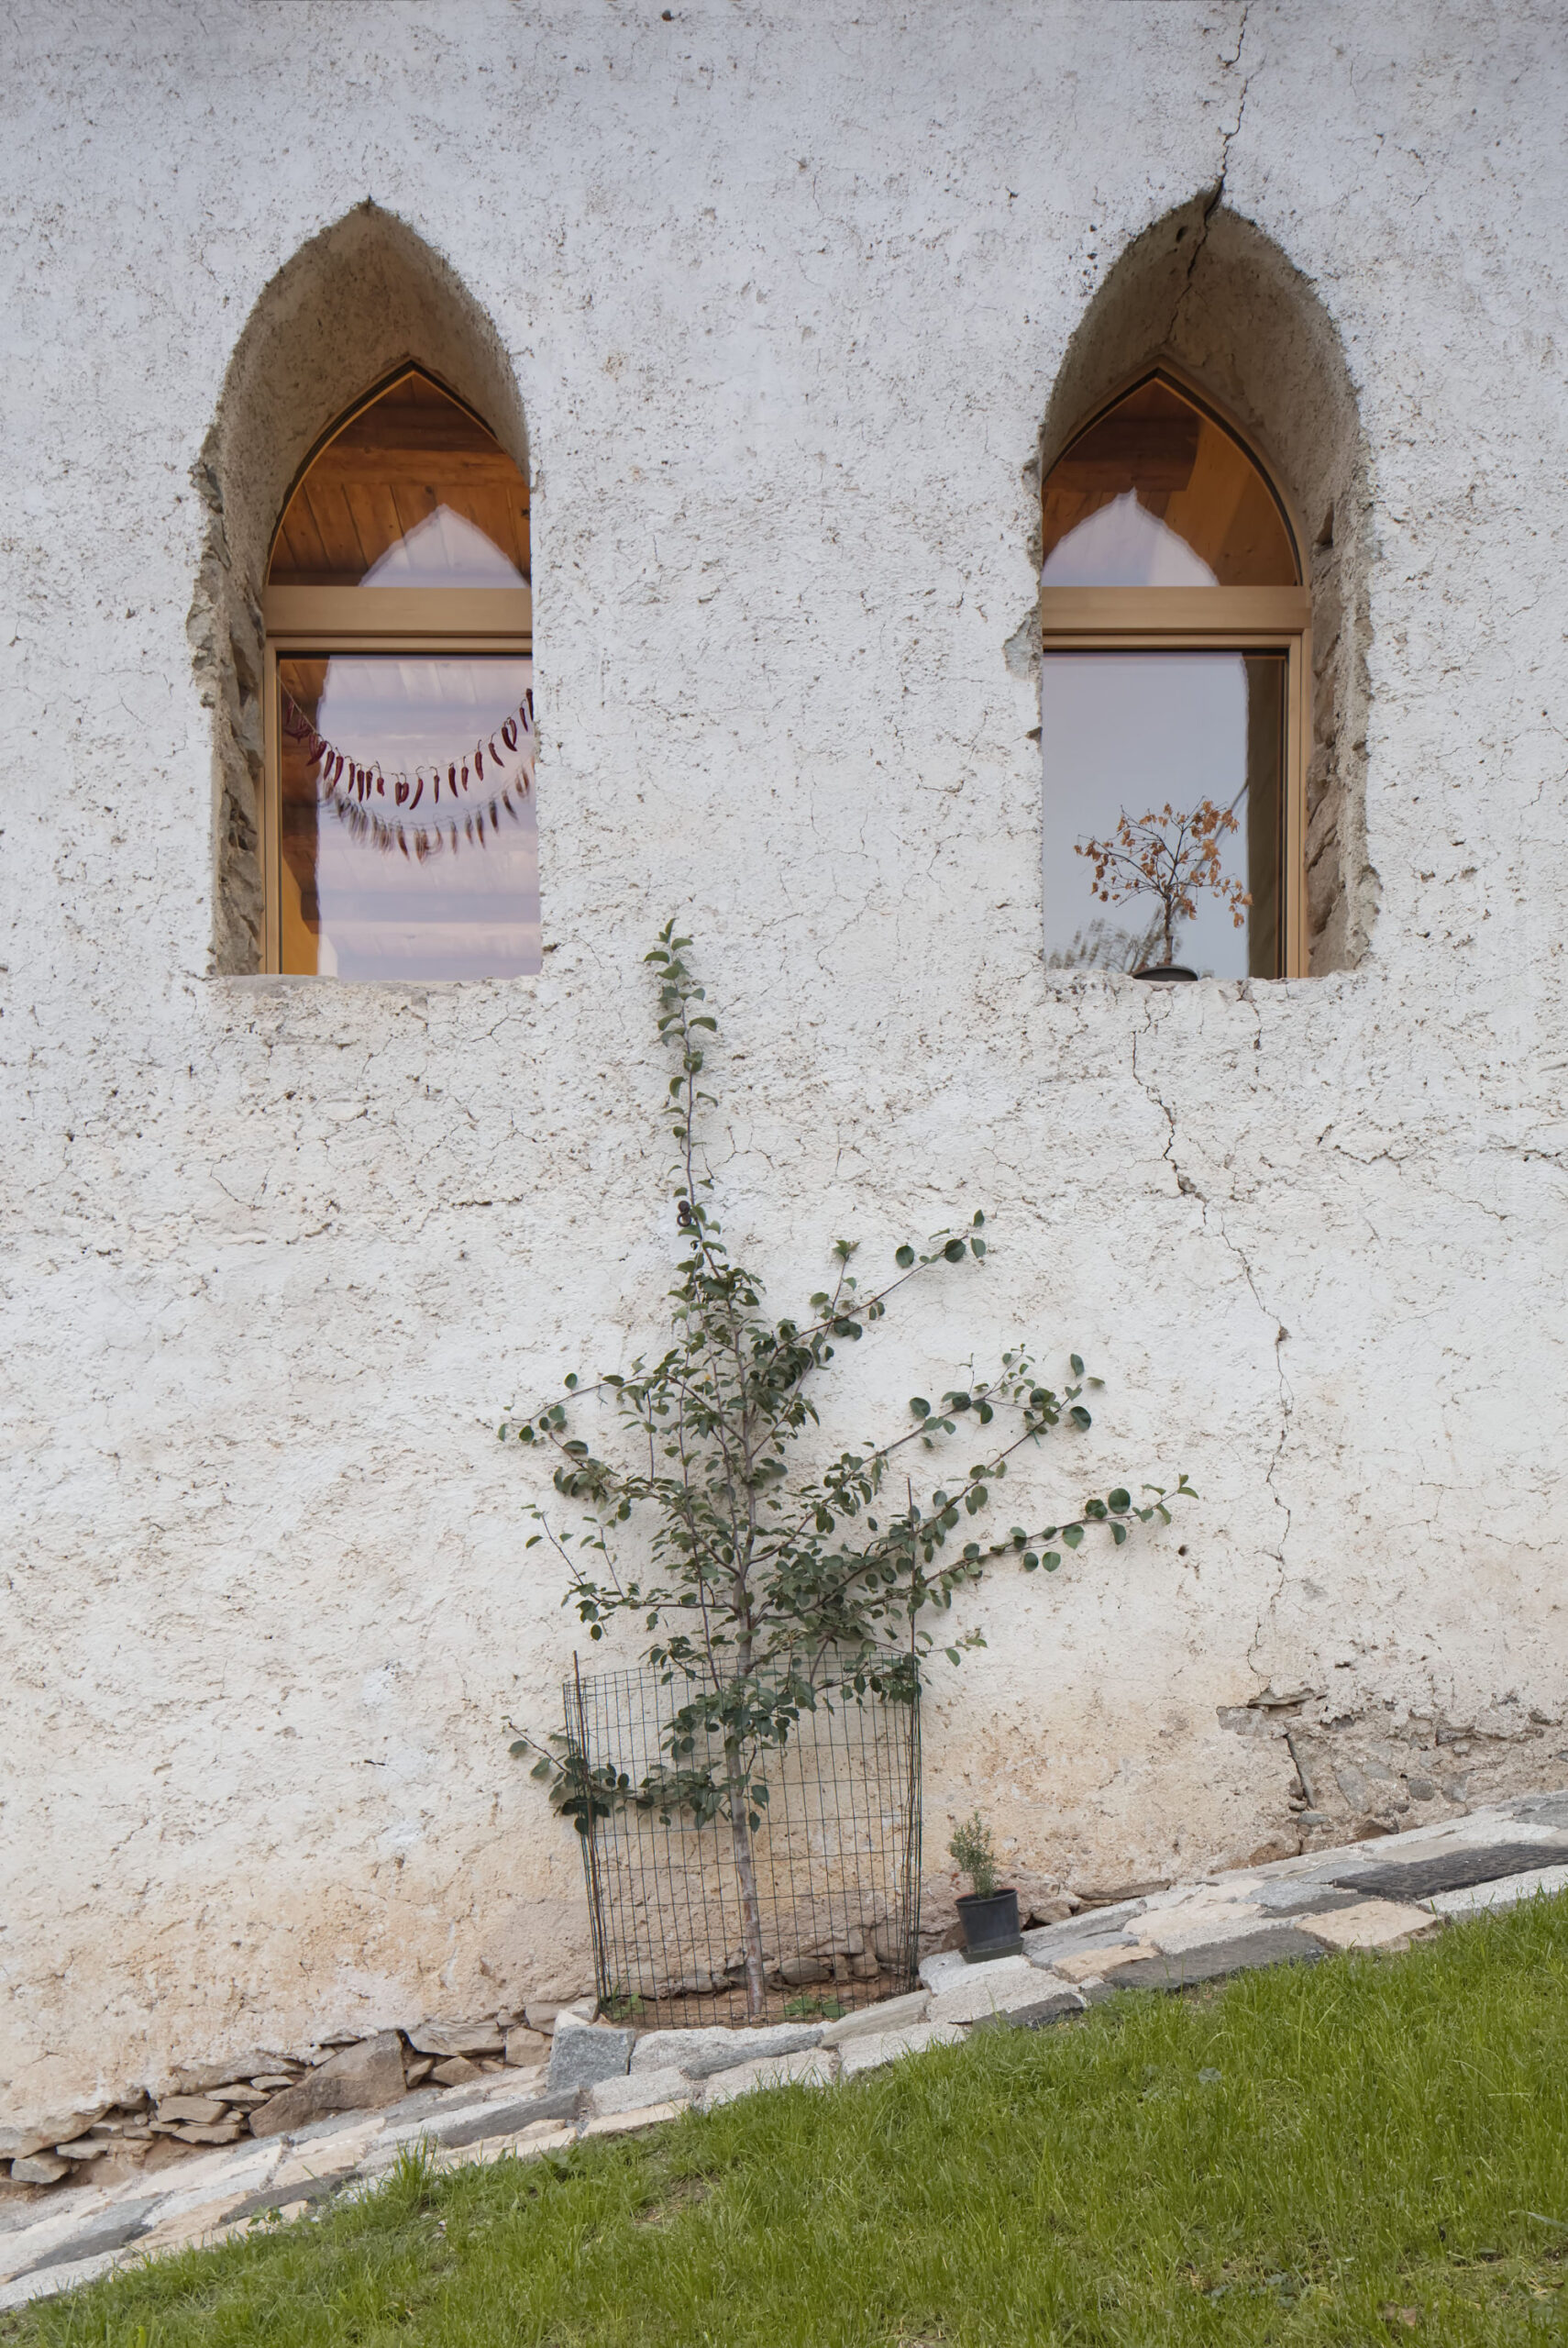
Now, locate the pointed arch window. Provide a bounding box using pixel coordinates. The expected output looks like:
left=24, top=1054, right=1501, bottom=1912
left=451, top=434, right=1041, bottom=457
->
left=261, top=367, right=536, bottom=979
left=1040, top=372, right=1309, bottom=980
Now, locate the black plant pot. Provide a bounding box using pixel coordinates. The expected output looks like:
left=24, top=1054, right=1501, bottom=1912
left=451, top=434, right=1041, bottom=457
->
left=1133, top=965, right=1198, bottom=982
left=956, top=1887, right=1022, bottom=1964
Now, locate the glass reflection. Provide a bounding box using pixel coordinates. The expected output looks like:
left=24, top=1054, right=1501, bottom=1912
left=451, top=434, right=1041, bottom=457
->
left=1043, top=652, right=1285, bottom=980
left=278, top=654, right=539, bottom=980
left=1042, top=377, right=1297, bottom=588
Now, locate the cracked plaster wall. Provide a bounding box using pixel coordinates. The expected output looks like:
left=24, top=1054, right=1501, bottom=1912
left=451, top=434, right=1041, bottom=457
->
left=3, top=0, right=1567, bottom=2129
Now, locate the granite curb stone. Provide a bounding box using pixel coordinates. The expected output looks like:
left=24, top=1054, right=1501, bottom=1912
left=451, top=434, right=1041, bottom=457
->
left=968, top=1986, right=1088, bottom=2032
left=930, top=1962, right=1071, bottom=2026
left=701, top=2048, right=840, bottom=2107
left=1099, top=1925, right=1324, bottom=1991
left=1298, top=1899, right=1441, bottom=1950
left=587, top=2068, right=693, bottom=2118
left=819, top=1992, right=928, bottom=2046
left=840, top=2022, right=966, bottom=2077
left=628, top=2022, right=824, bottom=2078
left=1427, top=1863, right=1568, bottom=1917
left=545, top=2022, right=635, bottom=2091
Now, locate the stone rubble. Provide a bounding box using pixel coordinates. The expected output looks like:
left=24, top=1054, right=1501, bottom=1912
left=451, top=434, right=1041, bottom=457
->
left=6, top=1793, right=1568, bottom=2312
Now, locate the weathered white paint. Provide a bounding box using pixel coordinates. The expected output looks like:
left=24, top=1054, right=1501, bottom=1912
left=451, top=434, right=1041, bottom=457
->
left=4, top=1, right=1567, bottom=2131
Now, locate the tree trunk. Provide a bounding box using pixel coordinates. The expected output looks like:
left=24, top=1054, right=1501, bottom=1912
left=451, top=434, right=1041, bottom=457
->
left=725, top=1743, right=768, bottom=2021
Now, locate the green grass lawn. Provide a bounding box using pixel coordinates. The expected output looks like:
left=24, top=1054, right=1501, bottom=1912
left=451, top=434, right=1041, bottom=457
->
left=13, top=1893, right=1568, bottom=2347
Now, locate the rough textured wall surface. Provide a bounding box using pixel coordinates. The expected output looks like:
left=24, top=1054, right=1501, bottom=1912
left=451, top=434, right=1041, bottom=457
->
left=3, top=0, right=1567, bottom=2130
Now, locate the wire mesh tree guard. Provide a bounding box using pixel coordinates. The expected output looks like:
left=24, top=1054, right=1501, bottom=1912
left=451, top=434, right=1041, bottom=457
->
left=565, top=1652, right=922, bottom=2028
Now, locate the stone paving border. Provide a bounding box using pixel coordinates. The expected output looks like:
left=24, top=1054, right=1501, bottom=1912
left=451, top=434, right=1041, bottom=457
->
left=6, top=1791, right=1568, bottom=2314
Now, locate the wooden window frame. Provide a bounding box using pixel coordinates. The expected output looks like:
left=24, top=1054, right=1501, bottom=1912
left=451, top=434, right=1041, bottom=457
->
left=1038, top=584, right=1312, bottom=980
left=259, top=584, right=533, bottom=975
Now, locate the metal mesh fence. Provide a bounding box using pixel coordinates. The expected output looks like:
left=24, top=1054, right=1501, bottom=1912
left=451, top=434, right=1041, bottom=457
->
left=565, top=1656, right=922, bottom=2029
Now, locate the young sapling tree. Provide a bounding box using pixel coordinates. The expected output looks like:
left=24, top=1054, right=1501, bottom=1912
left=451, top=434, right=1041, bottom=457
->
left=503, top=928, right=1191, bottom=2020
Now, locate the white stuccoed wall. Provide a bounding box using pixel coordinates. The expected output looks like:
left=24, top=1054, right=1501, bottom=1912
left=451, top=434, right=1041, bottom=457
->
left=3, top=0, right=1567, bottom=2129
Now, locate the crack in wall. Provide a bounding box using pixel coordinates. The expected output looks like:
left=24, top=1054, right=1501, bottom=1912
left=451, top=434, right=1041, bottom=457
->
left=1131, top=995, right=1292, bottom=1673
left=1168, top=2, right=1253, bottom=340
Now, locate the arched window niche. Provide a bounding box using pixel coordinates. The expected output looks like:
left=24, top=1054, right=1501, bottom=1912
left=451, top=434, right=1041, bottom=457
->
left=191, top=205, right=536, bottom=978
left=263, top=368, right=535, bottom=978
left=1036, top=203, right=1374, bottom=980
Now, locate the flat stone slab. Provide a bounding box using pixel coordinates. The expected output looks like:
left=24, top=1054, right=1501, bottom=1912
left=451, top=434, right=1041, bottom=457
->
left=628, top=2021, right=823, bottom=2079
left=968, top=1985, right=1086, bottom=2033
left=545, top=2022, right=635, bottom=2091
left=1251, top=1882, right=1372, bottom=1917
left=0, top=2249, right=123, bottom=2314
left=840, top=2022, right=966, bottom=2078
left=929, top=1961, right=1068, bottom=2026
left=819, top=1991, right=929, bottom=2046
left=1050, top=1943, right=1145, bottom=1985
left=922, top=1940, right=1067, bottom=1992
left=1330, top=1840, right=1568, bottom=1904
left=1140, top=1903, right=1277, bottom=1955
left=701, top=2048, right=839, bottom=2107
left=586, top=2067, right=691, bottom=2119
left=1100, top=1926, right=1324, bottom=1992
left=1427, top=1863, right=1568, bottom=1918
left=580, top=2101, right=686, bottom=2140
left=1507, top=1795, right=1568, bottom=1831
left=3, top=2198, right=162, bottom=2284
left=422, top=2090, right=580, bottom=2150
left=1298, top=1899, right=1441, bottom=1951
left=1020, top=1901, right=1150, bottom=1967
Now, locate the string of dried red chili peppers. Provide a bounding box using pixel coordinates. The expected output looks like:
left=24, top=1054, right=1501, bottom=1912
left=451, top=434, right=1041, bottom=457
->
left=281, top=688, right=535, bottom=859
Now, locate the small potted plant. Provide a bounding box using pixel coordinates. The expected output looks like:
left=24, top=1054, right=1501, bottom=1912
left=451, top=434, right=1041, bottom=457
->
left=1075, top=798, right=1249, bottom=980
left=948, top=1811, right=1021, bottom=1963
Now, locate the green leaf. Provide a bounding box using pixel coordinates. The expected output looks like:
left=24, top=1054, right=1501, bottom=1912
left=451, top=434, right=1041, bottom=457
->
left=1064, top=1523, right=1085, bottom=1550
left=943, top=1238, right=966, bottom=1263
left=970, top=1235, right=986, bottom=1257
left=1109, top=1488, right=1131, bottom=1512
left=972, top=1209, right=985, bottom=1226
left=1069, top=1353, right=1085, bottom=1377
left=530, top=1755, right=554, bottom=1778
left=895, top=1244, right=915, bottom=1269
left=1069, top=1405, right=1092, bottom=1430
left=1111, top=1521, right=1129, bottom=1545
left=910, top=1397, right=931, bottom=1419
left=1043, top=1551, right=1061, bottom=1571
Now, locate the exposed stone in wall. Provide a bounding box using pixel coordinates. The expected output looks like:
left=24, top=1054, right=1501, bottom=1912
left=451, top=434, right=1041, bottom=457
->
left=1219, top=1686, right=1568, bottom=1841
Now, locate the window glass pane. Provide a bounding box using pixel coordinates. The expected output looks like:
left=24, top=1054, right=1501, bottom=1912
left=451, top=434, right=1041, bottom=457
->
left=278, top=653, right=538, bottom=980
left=1042, top=378, right=1297, bottom=587
left=268, top=371, right=529, bottom=587
left=1043, top=651, right=1286, bottom=980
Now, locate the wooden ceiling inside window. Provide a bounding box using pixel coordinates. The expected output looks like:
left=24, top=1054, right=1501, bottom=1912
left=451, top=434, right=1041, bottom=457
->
left=1043, top=376, right=1297, bottom=587
left=268, top=369, right=529, bottom=586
